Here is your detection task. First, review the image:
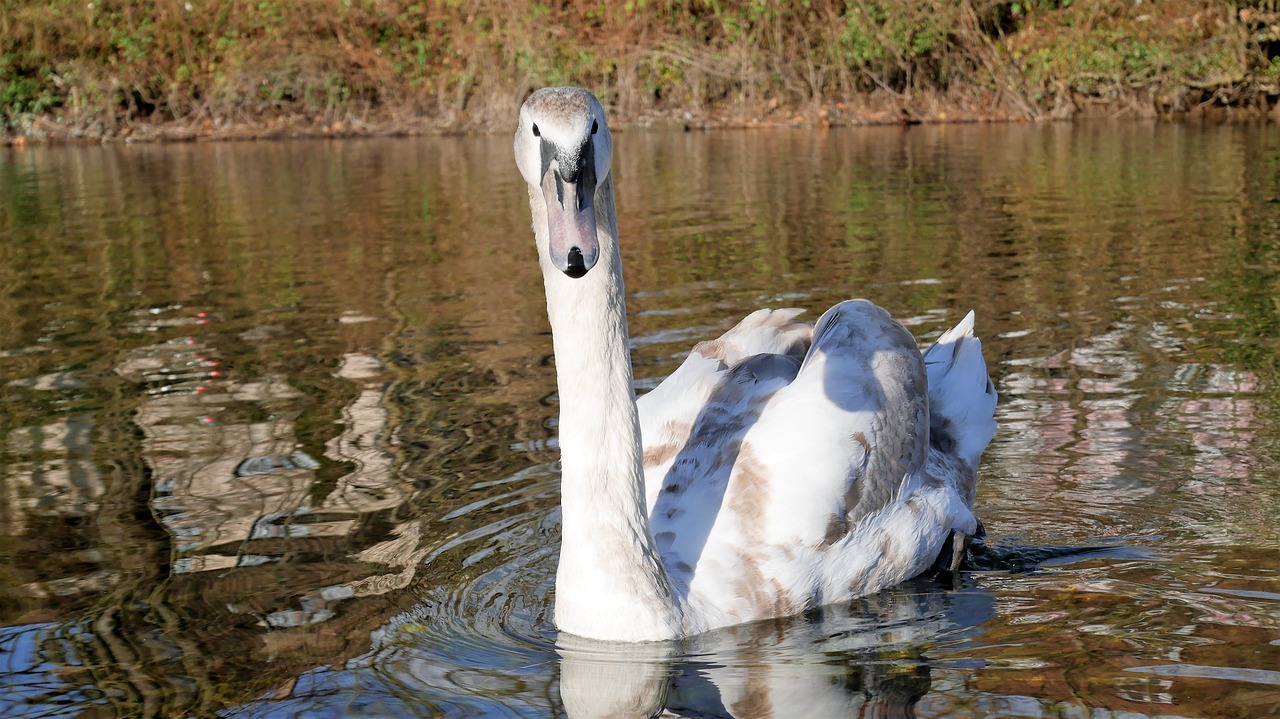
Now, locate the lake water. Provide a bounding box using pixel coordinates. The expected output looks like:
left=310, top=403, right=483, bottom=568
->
left=2, top=123, right=1278, bottom=718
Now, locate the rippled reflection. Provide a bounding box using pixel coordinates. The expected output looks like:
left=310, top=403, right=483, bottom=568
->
left=224, top=572, right=992, bottom=719
left=2, top=124, right=1279, bottom=717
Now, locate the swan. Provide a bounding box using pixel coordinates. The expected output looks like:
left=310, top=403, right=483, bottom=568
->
left=514, top=87, right=998, bottom=642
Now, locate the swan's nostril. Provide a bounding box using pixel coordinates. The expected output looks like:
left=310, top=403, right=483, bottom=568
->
left=564, top=247, right=588, bottom=278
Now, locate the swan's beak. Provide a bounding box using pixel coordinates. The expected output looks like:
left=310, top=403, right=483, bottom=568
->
left=540, top=153, right=599, bottom=279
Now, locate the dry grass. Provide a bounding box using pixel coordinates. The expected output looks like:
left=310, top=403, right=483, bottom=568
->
left=2, top=0, right=1279, bottom=141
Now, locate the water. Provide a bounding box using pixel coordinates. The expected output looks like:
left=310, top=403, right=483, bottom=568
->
left=1, top=123, right=1278, bottom=718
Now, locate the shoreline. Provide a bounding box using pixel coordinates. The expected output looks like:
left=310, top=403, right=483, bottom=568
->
left=6, top=93, right=1279, bottom=147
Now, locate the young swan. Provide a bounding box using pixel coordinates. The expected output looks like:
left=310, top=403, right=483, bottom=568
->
left=514, top=87, right=997, bottom=642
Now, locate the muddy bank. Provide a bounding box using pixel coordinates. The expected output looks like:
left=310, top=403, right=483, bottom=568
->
left=8, top=90, right=1278, bottom=147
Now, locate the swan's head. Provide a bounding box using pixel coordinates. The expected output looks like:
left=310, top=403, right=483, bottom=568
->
left=515, top=87, right=613, bottom=279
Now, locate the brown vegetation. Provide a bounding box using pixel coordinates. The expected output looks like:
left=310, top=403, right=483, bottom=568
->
left=3, top=0, right=1280, bottom=142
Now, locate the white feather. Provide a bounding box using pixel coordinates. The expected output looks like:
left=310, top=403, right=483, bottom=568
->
left=923, top=310, right=999, bottom=470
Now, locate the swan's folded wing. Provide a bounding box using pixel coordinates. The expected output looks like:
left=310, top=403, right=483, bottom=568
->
left=637, top=308, right=811, bottom=512
left=659, top=300, right=935, bottom=621
left=728, top=299, right=930, bottom=549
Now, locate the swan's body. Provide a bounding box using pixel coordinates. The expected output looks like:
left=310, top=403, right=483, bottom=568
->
left=515, top=87, right=998, bottom=642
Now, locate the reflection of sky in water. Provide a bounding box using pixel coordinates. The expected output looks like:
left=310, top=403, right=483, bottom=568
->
left=1, top=125, right=1279, bottom=717
left=0, top=624, right=105, bottom=718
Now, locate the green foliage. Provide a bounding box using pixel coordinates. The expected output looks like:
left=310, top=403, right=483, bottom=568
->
left=0, top=53, right=58, bottom=128
left=1266, top=57, right=1280, bottom=82
left=1010, top=0, right=1071, bottom=17
left=1010, top=1, right=1247, bottom=101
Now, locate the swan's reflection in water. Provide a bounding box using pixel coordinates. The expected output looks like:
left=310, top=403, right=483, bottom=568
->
left=342, top=575, right=994, bottom=718
left=559, top=580, right=993, bottom=719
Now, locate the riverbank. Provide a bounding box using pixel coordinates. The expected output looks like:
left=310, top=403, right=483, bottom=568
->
left=4, top=0, right=1280, bottom=145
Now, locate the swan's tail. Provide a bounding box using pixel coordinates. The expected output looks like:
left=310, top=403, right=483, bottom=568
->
left=922, top=311, right=997, bottom=470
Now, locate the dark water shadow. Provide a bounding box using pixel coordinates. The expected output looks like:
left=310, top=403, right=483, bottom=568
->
left=964, top=538, right=1152, bottom=574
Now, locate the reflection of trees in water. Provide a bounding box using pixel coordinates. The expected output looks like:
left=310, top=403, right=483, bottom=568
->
left=0, top=137, right=569, bottom=715
left=4, top=414, right=102, bottom=539
left=0, top=334, right=420, bottom=715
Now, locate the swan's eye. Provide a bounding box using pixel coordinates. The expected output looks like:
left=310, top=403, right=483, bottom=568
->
left=591, top=119, right=598, bottom=135
left=532, top=123, right=540, bottom=137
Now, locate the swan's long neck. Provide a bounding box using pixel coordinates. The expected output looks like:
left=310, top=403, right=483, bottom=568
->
left=532, top=176, right=683, bottom=641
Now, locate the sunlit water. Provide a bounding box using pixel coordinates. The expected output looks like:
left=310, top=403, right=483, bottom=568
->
left=2, top=124, right=1278, bottom=718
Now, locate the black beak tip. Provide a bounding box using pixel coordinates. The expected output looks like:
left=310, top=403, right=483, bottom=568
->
left=563, top=247, right=588, bottom=278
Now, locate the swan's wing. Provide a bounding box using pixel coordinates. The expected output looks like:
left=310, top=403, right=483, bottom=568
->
left=736, top=299, right=931, bottom=546
left=656, top=300, right=941, bottom=622
left=637, top=308, right=810, bottom=512
left=640, top=301, right=986, bottom=627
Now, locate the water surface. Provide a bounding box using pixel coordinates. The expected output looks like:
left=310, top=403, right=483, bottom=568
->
left=2, top=123, right=1279, bottom=717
